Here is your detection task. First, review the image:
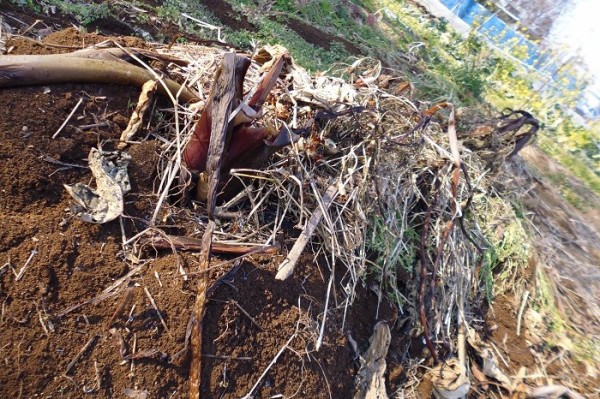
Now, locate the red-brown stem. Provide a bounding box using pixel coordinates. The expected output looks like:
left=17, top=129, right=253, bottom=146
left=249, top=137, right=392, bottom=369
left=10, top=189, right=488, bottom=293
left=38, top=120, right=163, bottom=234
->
left=183, top=57, right=251, bottom=173
left=226, top=127, right=273, bottom=162
left=419, top=193, right=439, bottom=365
left=183, top=108, right=212, bottom=173
left=247, top=55, right=287, bottom=110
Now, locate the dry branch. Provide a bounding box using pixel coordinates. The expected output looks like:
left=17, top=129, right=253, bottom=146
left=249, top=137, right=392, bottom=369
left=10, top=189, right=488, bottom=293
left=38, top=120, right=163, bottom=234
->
left=146, top=234, right=279, bottom=255
left=0, top=54, right=199, bottom=103
left=275, top=183, right=338, bottom=280
left=189, top=53, right=242, bottom=399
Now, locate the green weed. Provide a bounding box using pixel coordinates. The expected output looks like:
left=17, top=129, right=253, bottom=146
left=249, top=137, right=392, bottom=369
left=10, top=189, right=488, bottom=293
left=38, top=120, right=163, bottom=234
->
left=48, top=0, right=110, bottom=25
left=366, top=214, right=419, bottom=309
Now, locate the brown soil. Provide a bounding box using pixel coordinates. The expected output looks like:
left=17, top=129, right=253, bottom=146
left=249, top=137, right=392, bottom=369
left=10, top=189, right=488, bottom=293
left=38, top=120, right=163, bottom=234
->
left=485, top=294, right=536, bottom=369
left=271, top=16, right=364, bottom=56
left=199, top=0, right=258, bottom=32
left=0, top=28, right=403, bottom=398
left=519, top=147, right=600, bottom=336
left=6, top=27, right=149, bottom=55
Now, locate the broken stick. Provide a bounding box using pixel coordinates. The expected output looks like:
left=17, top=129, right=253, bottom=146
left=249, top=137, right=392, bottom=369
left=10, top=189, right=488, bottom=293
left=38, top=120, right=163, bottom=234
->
left=275, top=183, right=338, bottom=280
left=145, top=234, right=279, bottom=255
left=189, top=53, right=248, bottom=399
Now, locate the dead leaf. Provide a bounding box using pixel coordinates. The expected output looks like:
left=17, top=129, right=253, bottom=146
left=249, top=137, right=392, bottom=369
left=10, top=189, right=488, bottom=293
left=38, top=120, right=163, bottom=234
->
left=64, top=148, right=130, bottom=223
left=429, top=358, right=470, bottom=399
left=353, top=321, right=391, bottom=399
left=118, top=80, right=158, bottom=149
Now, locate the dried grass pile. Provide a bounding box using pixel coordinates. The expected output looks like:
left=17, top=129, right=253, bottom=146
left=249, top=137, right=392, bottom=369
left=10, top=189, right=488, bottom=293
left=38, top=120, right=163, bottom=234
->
left=134, top=41, right=540, bottom=396
left=1, top=26, right=542, bottom=396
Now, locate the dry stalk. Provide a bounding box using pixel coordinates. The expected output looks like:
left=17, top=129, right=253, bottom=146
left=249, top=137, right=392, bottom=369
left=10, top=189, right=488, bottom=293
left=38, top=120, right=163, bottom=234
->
left=189, top=53, right=241, bottom=399
left=14, top=249, right=36, bottom=281
left=52, top=98, right=83, bottom=139
left=276, top=183, right=338, bottom=280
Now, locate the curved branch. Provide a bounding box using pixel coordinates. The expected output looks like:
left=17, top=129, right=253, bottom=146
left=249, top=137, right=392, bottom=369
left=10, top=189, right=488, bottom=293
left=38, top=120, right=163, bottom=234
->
left=0, top=54, right=199, bottom=103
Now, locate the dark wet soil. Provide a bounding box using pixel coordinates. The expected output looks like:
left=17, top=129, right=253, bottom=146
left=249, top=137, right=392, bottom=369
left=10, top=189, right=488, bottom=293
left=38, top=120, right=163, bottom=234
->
left=199, top=0, right=258, bottom=32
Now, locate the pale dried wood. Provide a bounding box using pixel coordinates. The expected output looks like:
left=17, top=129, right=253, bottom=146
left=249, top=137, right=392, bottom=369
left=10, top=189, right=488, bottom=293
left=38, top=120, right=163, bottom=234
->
left=145, top=234, right=279, bottom=255
left=275, top=183, right=338, bottom=280
left=353, top=322, right=391, bottom=399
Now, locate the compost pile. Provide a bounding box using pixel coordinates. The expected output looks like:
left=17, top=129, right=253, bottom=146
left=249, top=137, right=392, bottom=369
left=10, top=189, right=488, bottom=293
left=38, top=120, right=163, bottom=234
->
left=0, top=27, right=547, bottom=399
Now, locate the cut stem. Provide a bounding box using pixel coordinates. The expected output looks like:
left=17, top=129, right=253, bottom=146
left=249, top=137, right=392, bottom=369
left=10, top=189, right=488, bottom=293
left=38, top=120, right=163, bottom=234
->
left=0, top=54, right=199, bottom=103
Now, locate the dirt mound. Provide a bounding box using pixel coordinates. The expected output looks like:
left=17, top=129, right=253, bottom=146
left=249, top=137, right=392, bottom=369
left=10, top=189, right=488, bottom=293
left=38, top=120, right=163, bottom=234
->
left=0, top=27, right=404, bottom=399
left=6, top=27, right=149, bottom=55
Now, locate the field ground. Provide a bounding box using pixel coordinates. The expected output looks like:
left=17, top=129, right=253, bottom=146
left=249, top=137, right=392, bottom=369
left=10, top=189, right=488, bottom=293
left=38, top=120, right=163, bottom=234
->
left=0, top=1, right=598, bottom=398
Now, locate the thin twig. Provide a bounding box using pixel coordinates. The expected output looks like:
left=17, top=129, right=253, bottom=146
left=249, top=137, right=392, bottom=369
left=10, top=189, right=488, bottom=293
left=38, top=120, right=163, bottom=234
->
left=241, top=332, right=297, bottom=399
left=64, top=335, right=99, bottom=375
left=37, top=308, right=49, bottom=336
left=143, top=286, right=170, bottom=336
left=107, top=287, right=133, bottom=328
left=41, top=155, right=88, bottom=169
left=57, top=289, right=121, bottom=318
left=102, top=264, right=146, bottom=294
left=181, top=13, right=224, bottom=42
left=146, top=234, right=279, bottom=255
left=15, top=249, right=36, bottom=281
left=316, top=269, right=334, bottom=351
left=52, top=98, right=83, bottom=139
left=231, top=300, right=263, bottom=332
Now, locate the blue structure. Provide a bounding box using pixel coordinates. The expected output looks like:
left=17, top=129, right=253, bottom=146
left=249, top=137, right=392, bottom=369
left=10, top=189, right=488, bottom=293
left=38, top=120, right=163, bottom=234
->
left=436, top=0, right=576, bottom=88
left=439, top=0, right=577, bottom=90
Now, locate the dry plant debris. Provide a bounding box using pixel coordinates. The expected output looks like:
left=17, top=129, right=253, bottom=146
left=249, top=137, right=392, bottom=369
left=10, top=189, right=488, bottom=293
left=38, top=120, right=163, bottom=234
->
left=146, top=43, right=541, bottom=397
left=2, top=26, right=563, bottom=397
left=354, top=321, right=392, bottom=399
left=64, top=148, right=131, bottom=223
